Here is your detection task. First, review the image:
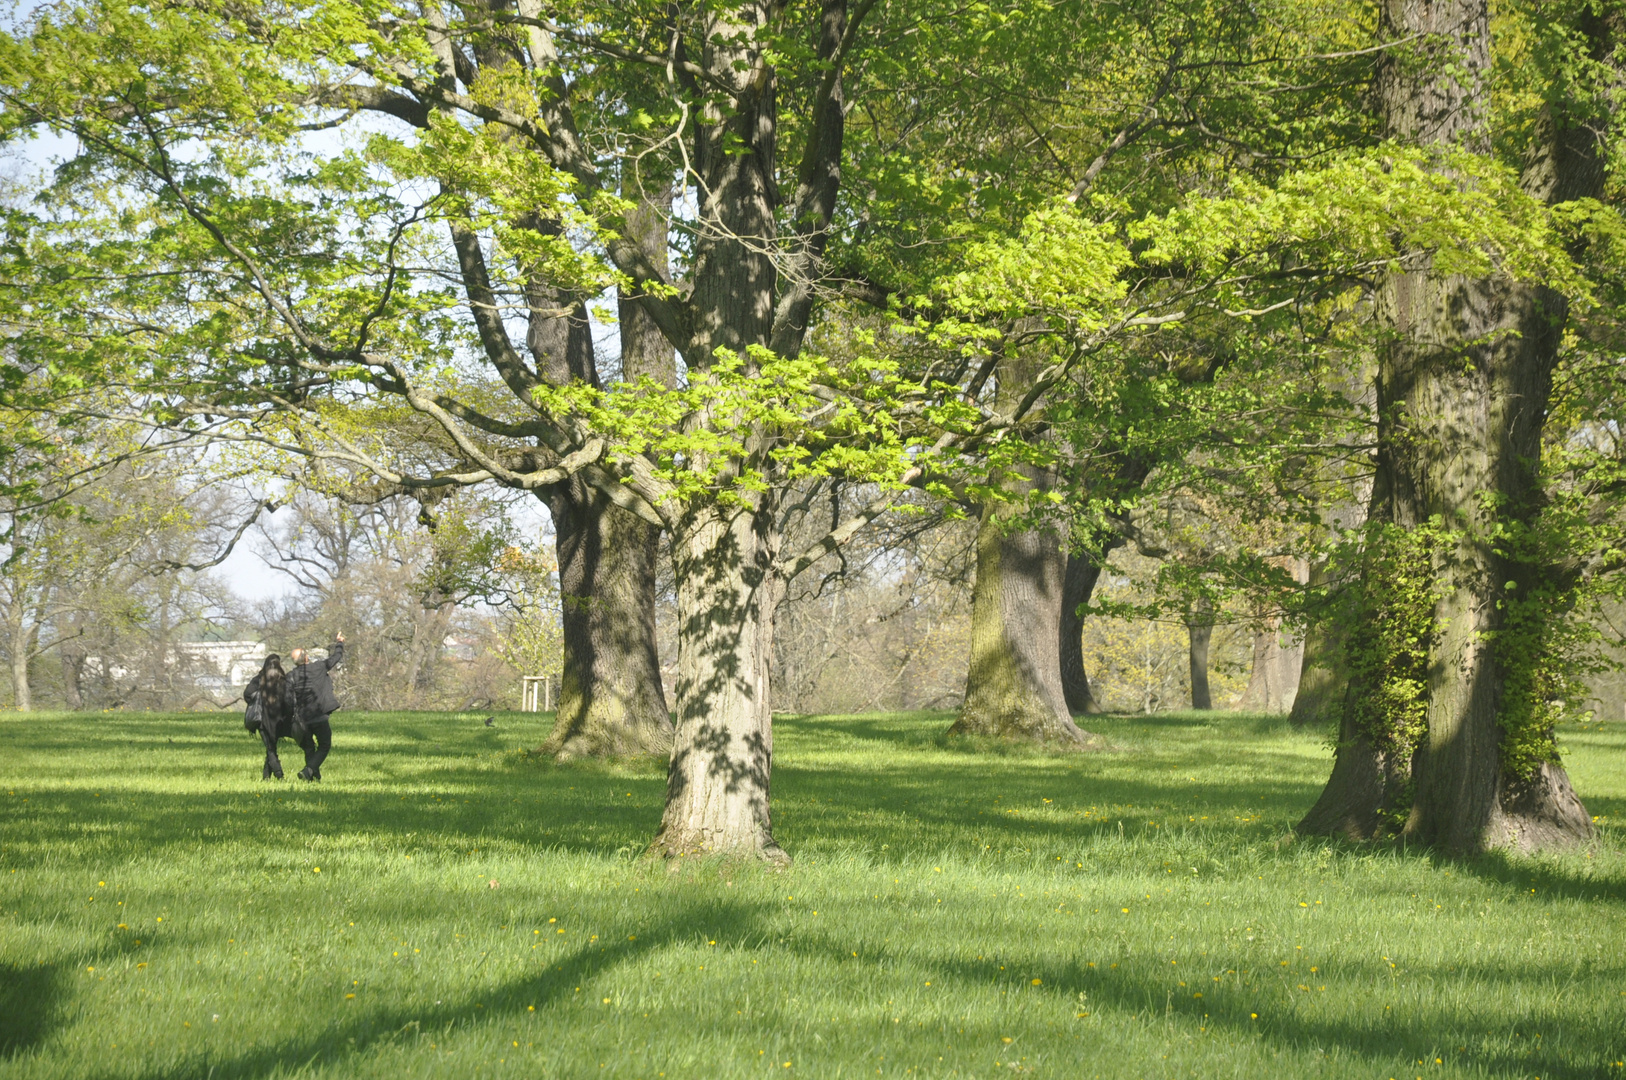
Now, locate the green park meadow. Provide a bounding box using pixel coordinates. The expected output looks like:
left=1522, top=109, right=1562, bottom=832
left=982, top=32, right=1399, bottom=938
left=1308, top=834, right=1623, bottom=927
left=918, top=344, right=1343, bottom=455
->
left=1, top=708, right=1622, bottom=1079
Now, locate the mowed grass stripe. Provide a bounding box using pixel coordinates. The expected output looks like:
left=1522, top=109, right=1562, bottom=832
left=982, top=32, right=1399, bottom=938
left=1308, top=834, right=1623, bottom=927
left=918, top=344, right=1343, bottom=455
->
left=0, top=709, right=1622, bottom=1078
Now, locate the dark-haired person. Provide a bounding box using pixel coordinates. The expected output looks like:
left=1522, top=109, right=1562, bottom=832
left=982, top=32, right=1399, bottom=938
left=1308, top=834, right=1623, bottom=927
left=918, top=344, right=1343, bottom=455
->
left=288, top=632, right=345, bottom=781
left=244, top=654, right=296, bottom=780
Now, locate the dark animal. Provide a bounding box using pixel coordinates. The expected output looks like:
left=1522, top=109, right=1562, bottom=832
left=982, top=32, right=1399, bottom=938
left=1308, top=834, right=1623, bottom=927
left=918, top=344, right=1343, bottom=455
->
left=244, top=655, right=296, bottom=780
left=484, top=716, right=494, bottom=727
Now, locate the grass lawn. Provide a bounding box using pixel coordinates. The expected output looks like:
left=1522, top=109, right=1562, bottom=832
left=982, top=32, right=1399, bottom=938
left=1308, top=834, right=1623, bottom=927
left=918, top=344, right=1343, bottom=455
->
left=0, top=708, right=1623, bottom=1079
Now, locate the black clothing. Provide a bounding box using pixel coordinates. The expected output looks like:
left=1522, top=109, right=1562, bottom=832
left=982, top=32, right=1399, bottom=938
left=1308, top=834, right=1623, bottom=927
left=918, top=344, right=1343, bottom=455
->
left=295, top=715, right=332, bottom=775
left=244, top=673, right=295, bottom=779
left=244, top=675, right=295, bottom=735
left=287, top=642, right=344, bottom=722
left=258, top=720, right=287, bottom=779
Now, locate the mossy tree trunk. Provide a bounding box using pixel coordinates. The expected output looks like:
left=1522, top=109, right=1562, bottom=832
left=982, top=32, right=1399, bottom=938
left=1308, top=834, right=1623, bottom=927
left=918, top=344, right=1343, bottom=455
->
left=541, top=479, right=672, bottom=759
left=1300, top=0, right=1611, bottom=851
left=1058, top=458, right=1152, bottom=715
left=950, top=464, right=1098, bottom=745
left=534, top=185, right=675, bottom=760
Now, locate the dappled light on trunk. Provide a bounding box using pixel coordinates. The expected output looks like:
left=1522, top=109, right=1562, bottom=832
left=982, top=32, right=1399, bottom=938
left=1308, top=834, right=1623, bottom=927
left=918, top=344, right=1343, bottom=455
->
left=651, top=504, right=788, bottom=864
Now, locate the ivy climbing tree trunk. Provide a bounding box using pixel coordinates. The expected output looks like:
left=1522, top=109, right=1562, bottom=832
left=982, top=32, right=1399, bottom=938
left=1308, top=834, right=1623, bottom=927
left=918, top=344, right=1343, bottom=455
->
left=1297, top=513, right=1433, bottom=840
left=1300, top=0, right=1610, bottom=851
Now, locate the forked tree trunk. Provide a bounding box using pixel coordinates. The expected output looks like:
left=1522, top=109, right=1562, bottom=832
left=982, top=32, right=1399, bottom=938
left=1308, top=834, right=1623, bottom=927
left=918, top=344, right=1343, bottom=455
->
left=950, top=486, right=1096, bottom=744
left=1059, top=552, right=1105, bottom=714
left=1388, top=267, right=1593, bottom=851
left=540, top=185, right=674, bottom=759
left=650, top=502, right=788, bottom=862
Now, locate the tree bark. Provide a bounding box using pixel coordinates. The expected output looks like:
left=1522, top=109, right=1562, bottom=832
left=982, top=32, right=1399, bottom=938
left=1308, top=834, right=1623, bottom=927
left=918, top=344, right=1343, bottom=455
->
left=1289, top=562, right=1343, bottom=728
left=1058, top=552, right=1105, bottom=714
left=950, top=478, right=1097, bottom=744
left=9, top=629, right=30, bottom=712
left=1236, top=625, right=1304, bottom=714
left=61, top=646, right=86, bottom=710
left=1236, top=559, right=1307, bottom=714
left=1297, top=700, right=1417, bottom=841
left=646, top=4, right=795, bottom=858
left=650, top=501, right=787, bottom=862
left=1298, top=480, right=1421, bottom=839
left=542, top=478, right=673, bottom=758
left=539, top=182, right=675, bottom=759
left=1300, top=0, right=1610, bottom=851
left=1187, top=606, right=1213, bottom=711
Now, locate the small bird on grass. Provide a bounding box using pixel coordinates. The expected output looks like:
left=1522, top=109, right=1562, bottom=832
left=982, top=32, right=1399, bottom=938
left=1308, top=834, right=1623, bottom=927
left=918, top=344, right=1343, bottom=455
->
left=483, top=716, right=495, bottom=727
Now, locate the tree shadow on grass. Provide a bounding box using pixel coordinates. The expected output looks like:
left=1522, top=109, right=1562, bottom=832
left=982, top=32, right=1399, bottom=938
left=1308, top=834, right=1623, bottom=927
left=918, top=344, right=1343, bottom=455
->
left=1442, top=843, right=1626, bottom=906
left=0, top=711, right=1323, bottom=868
left=4, top=710, right=1617, bottom=896
left=60, top=888, right=1623, bottom=1080
left=74, top=898, right=773, bottom=1080
left=0, top=960, right=64, bottom=1060
left=763, top=920, right=1622, bottom=1080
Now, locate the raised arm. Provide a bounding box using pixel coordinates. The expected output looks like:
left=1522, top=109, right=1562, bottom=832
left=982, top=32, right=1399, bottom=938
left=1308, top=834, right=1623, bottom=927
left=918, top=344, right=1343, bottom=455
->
left=324, top=634, right=346, bottom=671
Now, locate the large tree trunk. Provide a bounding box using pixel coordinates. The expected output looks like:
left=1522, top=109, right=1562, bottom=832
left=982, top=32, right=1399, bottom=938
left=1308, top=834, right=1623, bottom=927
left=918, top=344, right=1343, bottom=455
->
left=542, top=480, right=673, bottom=758
left=650, top=502, right=787, bottom=862
left=1236, top=626, right=1303, bottom=714
left=539, top=182, right=675, bottom=760
left=1237, top=560, right=1307, bottom=713
left=1388, top=266, right=1592, bottom=851
left=1058, top=552, right=1105, bottom=714
left=950, top=482, right=1096, bottom=744
left=1297, top=705, right=1416, bottom=841
left=1300, top=0, right=1608, bottom=852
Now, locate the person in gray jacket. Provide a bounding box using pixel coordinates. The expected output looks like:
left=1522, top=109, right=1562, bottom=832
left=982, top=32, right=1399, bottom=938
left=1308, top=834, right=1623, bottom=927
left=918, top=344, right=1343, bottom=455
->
left=288, top=632, right=345, bottom=781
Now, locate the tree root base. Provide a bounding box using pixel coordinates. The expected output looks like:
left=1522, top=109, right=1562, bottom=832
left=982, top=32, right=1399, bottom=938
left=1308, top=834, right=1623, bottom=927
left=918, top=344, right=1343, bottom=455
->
left=646, top=832, right=790, bottom=867
left=1484, top=762, right=1594, bottom=853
